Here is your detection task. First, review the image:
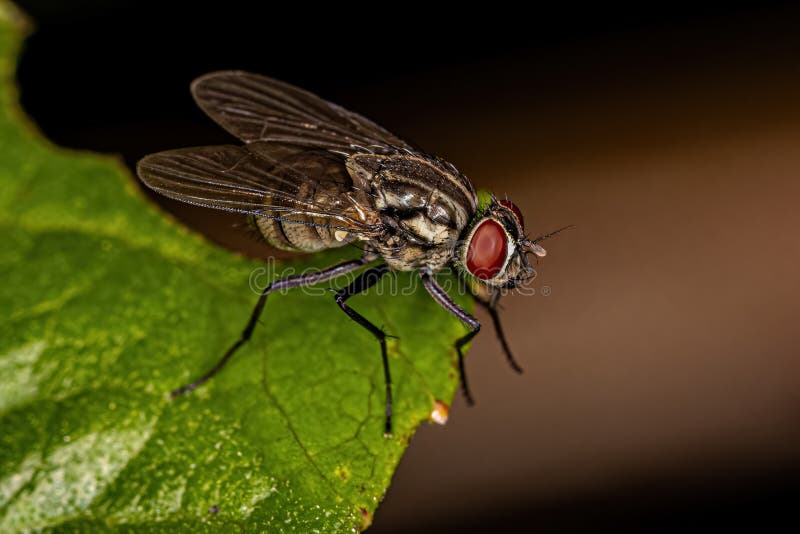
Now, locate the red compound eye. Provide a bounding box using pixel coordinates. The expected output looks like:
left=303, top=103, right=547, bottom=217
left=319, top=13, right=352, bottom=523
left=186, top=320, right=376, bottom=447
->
left=499, top=200, right=524, bottom=230
left=466, top=219, right=508, bottom=280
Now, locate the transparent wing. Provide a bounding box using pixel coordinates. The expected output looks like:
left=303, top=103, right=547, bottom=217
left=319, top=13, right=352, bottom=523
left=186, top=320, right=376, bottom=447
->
left=136, top=143, right=382, bottom=234
left=191, top=70, right=416, bottom=154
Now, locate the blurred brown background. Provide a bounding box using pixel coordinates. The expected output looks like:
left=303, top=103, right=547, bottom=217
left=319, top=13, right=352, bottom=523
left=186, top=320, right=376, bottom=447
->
left=16, top=2, right=800, bottom=530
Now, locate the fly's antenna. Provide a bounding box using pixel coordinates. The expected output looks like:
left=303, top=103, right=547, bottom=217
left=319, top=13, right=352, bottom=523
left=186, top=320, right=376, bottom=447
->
left=531, top=224, right=574, bottom=244
left=520, top=224, right=574, bottom=257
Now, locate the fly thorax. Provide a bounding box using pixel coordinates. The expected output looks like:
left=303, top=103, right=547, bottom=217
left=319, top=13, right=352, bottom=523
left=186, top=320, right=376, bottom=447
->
left=345, top=152, right=477, bottom=271
left=348, top=153, right=468, bottom=240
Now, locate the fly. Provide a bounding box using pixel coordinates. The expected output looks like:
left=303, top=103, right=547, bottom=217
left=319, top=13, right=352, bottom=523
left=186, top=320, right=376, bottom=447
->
left=137, top=71, right=567, bottom=436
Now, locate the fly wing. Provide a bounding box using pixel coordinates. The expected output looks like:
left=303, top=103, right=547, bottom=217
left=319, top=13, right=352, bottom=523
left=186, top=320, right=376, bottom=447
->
left=191, top=70, right=416, bottom=154
left=137, top=142, right=382, bottom=234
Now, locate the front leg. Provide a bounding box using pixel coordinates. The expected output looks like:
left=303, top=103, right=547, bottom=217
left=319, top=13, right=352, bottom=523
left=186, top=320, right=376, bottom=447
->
left=420, top=272, right=480, bottom=405
left=470, top=286, right=523, bottom=374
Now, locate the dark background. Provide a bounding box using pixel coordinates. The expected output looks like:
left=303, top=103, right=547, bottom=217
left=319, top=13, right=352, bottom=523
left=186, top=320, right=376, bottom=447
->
left=14, top=1, right=800, bottom=531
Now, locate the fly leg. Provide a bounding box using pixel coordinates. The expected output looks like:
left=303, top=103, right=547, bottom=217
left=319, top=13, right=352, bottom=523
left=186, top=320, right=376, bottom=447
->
left=471, top=288, right=523, bottom=373
left=171, top=255, right=371, bottom=397
left=333, top=264, right=393, bottom=435
left=420, top=272, right=481, bottom=406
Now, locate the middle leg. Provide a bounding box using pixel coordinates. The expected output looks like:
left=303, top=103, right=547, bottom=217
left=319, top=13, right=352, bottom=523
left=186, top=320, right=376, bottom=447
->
left=333, top=264, right=394, bottom=435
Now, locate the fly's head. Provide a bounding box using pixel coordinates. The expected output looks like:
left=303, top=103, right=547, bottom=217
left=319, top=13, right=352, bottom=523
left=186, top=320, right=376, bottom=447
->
left=457, top=198, right=551, bottom=289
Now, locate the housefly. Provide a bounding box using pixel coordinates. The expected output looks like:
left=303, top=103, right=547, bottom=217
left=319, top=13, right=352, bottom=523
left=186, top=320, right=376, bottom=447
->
left=137, top=71, right=565, bottom=436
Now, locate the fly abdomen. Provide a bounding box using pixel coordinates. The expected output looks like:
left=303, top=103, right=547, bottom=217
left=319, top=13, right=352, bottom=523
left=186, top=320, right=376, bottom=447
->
left=252, top=211, right=350, bottom=252
left=248, top=150, right=361, bottom=252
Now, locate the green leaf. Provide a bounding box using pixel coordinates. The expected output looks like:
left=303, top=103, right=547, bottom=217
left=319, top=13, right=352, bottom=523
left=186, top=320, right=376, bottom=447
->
left=0, top=5, right=467, bottom=531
